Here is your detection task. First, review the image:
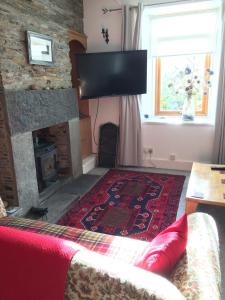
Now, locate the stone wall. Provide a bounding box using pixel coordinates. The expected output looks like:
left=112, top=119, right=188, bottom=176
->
left=0, top=0, right=83, bottom=90
left=0, top=75, right=3, bottom=92
left=0, top=77, right=17, bottom=206
left=0, top=93, right=18, bottom=206
left=0, top=1, right=83, bottom=208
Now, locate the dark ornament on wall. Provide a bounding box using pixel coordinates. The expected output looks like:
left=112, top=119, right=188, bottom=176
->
left=101, top=27, right=109, bottom=44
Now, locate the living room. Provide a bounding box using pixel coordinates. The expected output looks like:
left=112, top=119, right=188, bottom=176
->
left=0, top=0, right=224, bottom=299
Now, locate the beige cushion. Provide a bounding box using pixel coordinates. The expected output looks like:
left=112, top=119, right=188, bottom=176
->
left=170, top=213, right=220, bottom=300
left=0, top=197, right=7, bottom=218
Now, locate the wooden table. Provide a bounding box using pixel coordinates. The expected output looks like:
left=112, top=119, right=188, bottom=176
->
left=186, top=162, right=225, bottom=214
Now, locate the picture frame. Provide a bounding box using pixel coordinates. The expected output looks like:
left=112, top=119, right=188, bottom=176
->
left=27, top=31, right=54, bottom=66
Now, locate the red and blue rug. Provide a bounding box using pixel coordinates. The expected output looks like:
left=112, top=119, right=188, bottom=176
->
left=57, top=169, right=185, bottom=241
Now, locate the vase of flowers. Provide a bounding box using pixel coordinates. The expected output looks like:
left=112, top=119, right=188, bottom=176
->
left=168, top=63, right=213, bottom=121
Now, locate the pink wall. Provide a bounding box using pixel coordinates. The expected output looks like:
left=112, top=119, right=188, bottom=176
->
left=142, top=122, right=215, bottom=170
left=83, top=0, right=122, bottom=153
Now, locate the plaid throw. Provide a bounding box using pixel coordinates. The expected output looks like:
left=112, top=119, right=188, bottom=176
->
left=0, top=217, right=150, bottom=264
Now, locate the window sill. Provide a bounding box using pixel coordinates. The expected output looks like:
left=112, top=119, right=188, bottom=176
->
left=142, top=116, right=215, bottom=126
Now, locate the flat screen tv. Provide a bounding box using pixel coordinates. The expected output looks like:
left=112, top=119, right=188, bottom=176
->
left=75, top=50, right=147, bottom=100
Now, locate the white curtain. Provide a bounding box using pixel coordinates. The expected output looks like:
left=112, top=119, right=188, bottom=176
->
left=119, top=3, right=144, bottom=166
left=213, top=2, right=225, bottom=164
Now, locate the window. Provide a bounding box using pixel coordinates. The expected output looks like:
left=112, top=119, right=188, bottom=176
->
left=155, top=53, right=211, bottom=116
left=141, top=1, right=221, bottom=120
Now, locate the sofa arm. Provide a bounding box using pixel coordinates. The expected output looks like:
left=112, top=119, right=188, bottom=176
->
left=170, top=212, right=221, bottom=300
left=65, top=250, right=185, bottom=300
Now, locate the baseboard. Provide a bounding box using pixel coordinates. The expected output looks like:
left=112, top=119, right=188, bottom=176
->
left=142, top=158, right=193, bottom=171
left=82, top=155, right=192, bottom=172
left=82, top=154, right=97, bottom=174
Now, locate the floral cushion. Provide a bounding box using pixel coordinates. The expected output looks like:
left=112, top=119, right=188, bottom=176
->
left=170, top=213, right=221, bottom=300
left=0, top=197, right=6, bottom=218
left=65, top=250, right=185, bottom=300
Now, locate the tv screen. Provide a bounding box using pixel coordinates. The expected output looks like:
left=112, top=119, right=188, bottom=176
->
left=76, top=50, right=147, bottom=100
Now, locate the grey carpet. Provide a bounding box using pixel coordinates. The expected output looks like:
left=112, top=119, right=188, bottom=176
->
left=42, top=174, right=101, bottom=223
left=59, top=174, right=101, bottom=196
left=41, top=192, right=80, bottom=223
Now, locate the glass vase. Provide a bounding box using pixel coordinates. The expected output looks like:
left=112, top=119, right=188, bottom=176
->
left=182, top=95, right=195, bottom=121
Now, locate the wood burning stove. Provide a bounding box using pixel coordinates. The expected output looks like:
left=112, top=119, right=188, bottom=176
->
left=34, top=139, right=58, bottom=192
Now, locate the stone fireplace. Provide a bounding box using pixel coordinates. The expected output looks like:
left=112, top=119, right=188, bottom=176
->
left=0, top=88, right=82, bottom=213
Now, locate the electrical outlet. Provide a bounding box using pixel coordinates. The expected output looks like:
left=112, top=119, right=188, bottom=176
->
left=170, top=154, right=176, bottom=161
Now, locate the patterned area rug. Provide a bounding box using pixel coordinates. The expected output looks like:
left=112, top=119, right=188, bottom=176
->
left=57, top=169, right=185, bottom=241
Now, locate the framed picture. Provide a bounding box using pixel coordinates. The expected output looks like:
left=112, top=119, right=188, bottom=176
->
left=27, top=31, right=54, bottom=66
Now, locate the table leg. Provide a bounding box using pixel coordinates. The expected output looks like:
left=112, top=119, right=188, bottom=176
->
left=185, top=200, right=198, bottom=215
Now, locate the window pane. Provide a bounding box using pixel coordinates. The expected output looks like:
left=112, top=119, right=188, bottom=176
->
left=156, top=54, right=210, bottom=115
left=151, top=11, right=218, bottom=56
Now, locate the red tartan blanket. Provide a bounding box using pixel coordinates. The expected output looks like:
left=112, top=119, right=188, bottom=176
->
left=0, top=217, right=150, bottom=265
left=0, top=225, right=80, bottom=300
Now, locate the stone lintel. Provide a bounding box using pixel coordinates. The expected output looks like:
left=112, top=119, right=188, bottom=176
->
left=4, top=88, right=79, bottom=136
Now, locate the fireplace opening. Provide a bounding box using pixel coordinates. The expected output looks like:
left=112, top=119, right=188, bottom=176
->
left=32, top=123, right=72, bottom=197
left=34, top=137, right=58, bottom=192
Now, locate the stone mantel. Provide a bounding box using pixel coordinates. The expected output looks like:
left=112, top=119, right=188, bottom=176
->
left=3, top=88, right=79, bottom=136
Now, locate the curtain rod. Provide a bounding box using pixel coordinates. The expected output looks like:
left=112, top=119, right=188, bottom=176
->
left=102, top=0, right=205, bottom=14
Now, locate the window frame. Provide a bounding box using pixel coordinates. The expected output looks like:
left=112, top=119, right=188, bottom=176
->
left=155, top=53, right=211, bottom=117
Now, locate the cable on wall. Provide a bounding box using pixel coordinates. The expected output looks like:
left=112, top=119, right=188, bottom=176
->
left=93, top=98, right=100, bottom=146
